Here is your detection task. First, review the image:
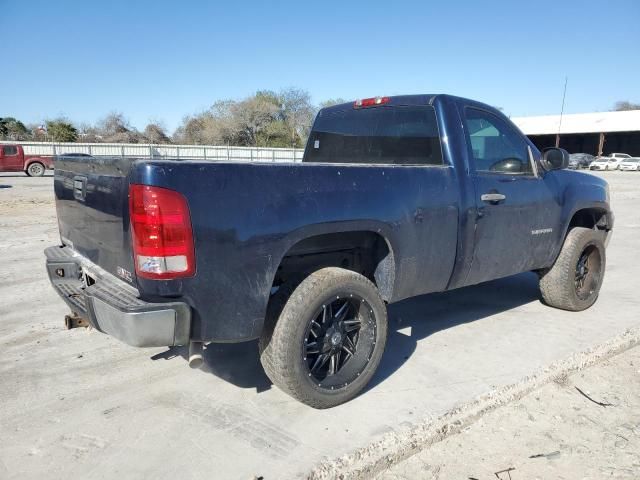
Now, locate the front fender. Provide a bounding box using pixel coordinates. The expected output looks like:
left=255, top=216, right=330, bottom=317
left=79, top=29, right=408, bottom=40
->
left=549, top=170, right=612, bottom=261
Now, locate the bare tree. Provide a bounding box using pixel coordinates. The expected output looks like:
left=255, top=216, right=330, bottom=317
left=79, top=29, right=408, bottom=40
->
left=97, top=112, right=146, bottom=143
left=143, top=122, right=171, bottom=144
left=279, top=87, right=316, bottom=147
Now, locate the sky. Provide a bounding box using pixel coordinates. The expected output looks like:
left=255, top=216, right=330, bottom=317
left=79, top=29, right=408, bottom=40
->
left=2, top=0, right=639, bottom=133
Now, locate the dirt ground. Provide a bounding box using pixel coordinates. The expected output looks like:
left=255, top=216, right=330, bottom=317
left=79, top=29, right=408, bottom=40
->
left=378, top=344, right=640, bottom=480
left=1, top=169, right=639, bottom=480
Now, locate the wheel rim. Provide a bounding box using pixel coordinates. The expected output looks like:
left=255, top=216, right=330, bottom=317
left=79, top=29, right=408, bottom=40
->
left=575, top=244, right=602, bottom=300
left=29, top=164, right=43, bottom=175
left=303, top=294, right=377, bottom=390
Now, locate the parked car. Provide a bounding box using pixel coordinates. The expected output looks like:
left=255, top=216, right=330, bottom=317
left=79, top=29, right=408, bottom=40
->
left=45, top=94, right=613, bottom=408
left=568, top=153, right=595, bottom=169
left=0, top=144, right=54, bottom=176
left=607, top=153, right=632, bottom=160
left=618, top=158, right=640, bottom=171
left=590, top=153, right=633, bottom=171
left=590, top=157, right=622, bottom=170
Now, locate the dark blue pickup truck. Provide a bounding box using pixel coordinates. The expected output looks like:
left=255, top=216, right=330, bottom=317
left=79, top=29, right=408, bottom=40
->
left=45, top=94, right=613, bottom=408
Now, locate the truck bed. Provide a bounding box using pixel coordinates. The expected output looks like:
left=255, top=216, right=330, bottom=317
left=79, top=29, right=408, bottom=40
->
left=53, top=157, right=460, bottom=342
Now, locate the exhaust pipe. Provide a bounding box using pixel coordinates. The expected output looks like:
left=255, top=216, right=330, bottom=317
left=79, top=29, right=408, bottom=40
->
left=188, top=341, right=204, bottom=369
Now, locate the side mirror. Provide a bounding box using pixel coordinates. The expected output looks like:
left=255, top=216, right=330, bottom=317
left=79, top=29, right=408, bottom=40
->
left=541, top=147, right=569, bottom=171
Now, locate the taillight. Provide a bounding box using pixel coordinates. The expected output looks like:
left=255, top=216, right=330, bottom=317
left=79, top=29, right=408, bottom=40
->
left=354, top=96, right=390, bottom=108
left=129, top=184, right=195, bottom=279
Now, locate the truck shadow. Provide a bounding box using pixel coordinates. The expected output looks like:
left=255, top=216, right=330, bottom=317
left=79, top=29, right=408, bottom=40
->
left=366, top=271, right=541, bottom=392
left=151, top=272, right=541, bottom=394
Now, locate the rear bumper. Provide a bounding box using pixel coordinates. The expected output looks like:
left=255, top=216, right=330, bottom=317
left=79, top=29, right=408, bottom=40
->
left=45, top=246, right=191, bottom=347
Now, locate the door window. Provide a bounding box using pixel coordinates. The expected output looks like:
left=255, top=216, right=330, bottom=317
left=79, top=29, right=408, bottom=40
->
left=2, top=146, right=18, bottom=156
left=464, top=108, right=533, bottom=175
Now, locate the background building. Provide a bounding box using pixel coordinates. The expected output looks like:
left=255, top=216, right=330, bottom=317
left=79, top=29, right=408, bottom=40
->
left=512, top=110, right=640, bottom=156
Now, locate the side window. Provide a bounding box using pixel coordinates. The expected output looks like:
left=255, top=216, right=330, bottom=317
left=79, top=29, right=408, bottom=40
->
left=3, top=146, right=18, bottom=156
left=464, top=108, right=533, bottom=175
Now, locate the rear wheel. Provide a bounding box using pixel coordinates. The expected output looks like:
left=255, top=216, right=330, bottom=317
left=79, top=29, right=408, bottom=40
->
left=539, top=227, right=606, bottom=311
left=259, top=267, right=387, bottom=408
left=26, top=162, right=45, bottom=177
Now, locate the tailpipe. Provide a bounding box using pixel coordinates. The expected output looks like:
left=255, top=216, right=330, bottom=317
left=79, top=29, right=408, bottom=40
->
left=188, top=341, right=204, bottom=369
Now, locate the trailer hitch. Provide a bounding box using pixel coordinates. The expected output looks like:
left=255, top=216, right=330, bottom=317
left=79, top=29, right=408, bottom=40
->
left=65, top=314, right=89, bottom=329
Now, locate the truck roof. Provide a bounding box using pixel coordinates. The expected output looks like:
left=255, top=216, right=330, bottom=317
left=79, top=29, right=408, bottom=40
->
left=320, top=94, right=495, bottom=113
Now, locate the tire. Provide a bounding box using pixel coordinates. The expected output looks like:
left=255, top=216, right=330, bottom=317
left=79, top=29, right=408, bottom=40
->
left=26, top=162, right=45, bottom=177
left=259, top=267, right=387, bottom=408
left=539, top=227, right=606, bottom=311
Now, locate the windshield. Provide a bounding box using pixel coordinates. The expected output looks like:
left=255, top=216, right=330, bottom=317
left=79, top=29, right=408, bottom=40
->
left=304, top=105, right=443, bottom=165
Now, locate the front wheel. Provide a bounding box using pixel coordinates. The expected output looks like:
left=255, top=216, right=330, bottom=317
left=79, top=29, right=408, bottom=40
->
left=539, top=227, right=606, bottom=311
left=26, top=162, right=45, bottom=177
left=259, top=267, right=387, bottom=408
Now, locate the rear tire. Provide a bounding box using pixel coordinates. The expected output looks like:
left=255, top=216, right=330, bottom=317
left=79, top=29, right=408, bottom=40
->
left=539, top=227, right=606, bottom=311
left=26, top=162, right=45, bottom=177
left=259, top=267, right=387, bottom=408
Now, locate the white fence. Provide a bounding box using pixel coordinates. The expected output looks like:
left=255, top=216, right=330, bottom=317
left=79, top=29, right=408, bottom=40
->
left=0, top=141, right=305, bottom=162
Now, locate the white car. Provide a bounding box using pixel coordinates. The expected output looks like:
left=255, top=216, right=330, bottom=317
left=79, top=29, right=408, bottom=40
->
left=619, top=158, right=640, bottom=171
left=589, top=157, right=622, bottom=170
left=590, top=153, right=632, bottom=171
left=609, top=153, right=632, bottom=161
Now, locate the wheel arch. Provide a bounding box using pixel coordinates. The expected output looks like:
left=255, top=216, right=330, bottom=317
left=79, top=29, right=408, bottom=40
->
left=566, top=207, right=611, bottom=233
left=25, top=158, right=47, bottom=171
left=272, top=224, right=397, bottom=303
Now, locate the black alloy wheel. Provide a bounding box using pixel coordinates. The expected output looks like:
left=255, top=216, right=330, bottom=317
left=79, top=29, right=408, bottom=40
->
left=303, top=294, right=377, bottom=390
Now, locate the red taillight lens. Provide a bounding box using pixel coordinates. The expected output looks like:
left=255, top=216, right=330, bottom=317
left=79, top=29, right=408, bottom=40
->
left=129, top=184, right=195, bottom=279
left=354, top=96, right=390, bottom=108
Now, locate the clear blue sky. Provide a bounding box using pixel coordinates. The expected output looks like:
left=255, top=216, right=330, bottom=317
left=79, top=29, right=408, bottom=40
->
left=2, top=0, right=638, bottom=133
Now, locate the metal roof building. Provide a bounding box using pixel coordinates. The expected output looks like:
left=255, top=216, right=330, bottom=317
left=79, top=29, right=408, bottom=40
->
left=511, top=110, right=640, bottom=156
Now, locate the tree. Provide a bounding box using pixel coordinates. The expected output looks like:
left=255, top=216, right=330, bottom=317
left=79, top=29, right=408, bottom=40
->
left=278, top=87, right=316, bottom=147
left=46, top=119, right=78, bottom=142
left=0, top=117, right=31, bottom=140
left=77, top=122, right=102, bottom=142
left=143, top=122, right=171, bottom=144
left=231, top=95, right=280, bottom=146
left=172, top=88, right=317, bottom=148
left=613, top=101, right=640, bottom=111
left=97, top=112, right=145, bottom=143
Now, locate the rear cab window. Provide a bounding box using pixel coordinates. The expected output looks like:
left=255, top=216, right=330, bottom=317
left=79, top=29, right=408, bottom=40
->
left=2, top=146, right=18, bottom=156
left=304, top=105, right=443, bottom=166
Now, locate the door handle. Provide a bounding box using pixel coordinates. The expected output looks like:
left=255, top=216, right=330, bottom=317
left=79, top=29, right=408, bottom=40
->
left=481, top=193, right=506, bottom=203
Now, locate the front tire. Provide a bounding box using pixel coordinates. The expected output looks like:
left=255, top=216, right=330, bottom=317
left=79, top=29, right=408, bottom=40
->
left=259, top=267, right=387, bottom=408
left=539, top=227, right=606, bottom=311
left=26, top=162, right=45, bottom=177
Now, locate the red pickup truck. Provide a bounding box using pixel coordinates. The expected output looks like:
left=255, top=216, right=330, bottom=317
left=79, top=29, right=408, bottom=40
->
left=0, top=144, right=54, bottom=176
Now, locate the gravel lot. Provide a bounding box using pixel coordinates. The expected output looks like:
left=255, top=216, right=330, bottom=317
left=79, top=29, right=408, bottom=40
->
left=0, top=170, right=639, bottom=480
left=378, top=344, right=640, bottom=480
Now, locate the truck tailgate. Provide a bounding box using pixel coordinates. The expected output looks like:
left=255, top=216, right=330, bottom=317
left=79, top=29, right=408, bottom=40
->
left=53, top=156, right=136, bottom=283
